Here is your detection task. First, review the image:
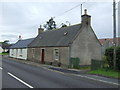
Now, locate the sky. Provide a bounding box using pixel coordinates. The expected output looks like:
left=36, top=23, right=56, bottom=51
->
left=0, top=0, right=119, bottom=43
left=118, top=1, right=120, bottom=37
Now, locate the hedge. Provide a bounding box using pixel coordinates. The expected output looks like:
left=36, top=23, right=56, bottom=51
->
left=105, top=46, right=120, bottom=70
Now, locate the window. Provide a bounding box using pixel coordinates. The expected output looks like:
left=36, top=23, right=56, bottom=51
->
left=20, top=49, right=22, bottom=54
left=11, top=49, right=14, bottom=56
left=54, top=49, right=59, bottom=61
left=55, top=49, right=59, bottom=56
left=32, top=48, right=35, bottom=58
left=19, top=49, right=22, bottom=57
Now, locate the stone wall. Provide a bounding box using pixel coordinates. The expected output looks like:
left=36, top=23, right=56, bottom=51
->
left=27, top=47, right=70, bottom=67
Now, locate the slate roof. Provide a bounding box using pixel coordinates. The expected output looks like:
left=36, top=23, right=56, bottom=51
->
left=10, top=38, right=34, bottom=49
left=99, top=37, right=120, bottom=46
left=98, top=38, right=112, bottom=45
left=28, top=24, right=82, bottom=47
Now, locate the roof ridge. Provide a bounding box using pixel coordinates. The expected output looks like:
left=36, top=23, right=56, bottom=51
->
left=19, top=38, right=34, bottom=41
left=43, top=23, right=81, bottom=33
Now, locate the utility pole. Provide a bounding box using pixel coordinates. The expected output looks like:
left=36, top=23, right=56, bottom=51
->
left=113, top=0, right=116, bottom=70
left=81, top=4, right=82, bottom=16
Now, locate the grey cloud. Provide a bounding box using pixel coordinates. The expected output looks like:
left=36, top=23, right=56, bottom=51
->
left=0, top=2, right=114, bottom=43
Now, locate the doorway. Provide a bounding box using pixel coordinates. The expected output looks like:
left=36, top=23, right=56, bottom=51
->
left=41, top=49, right=45, bottom=64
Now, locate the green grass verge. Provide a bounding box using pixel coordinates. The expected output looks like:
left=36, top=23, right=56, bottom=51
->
left=69, top=66, right=91, bottom=70
left=0, top=53, right=9, bottom=55
left=78, top=66, right=91, bottom=70
left=88, top=69, right=120, bottom=79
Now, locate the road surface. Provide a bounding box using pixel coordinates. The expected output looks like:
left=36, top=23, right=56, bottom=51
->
left=1, top=58, right=119, bottom=88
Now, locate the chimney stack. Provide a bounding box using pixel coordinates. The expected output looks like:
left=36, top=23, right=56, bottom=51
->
left=81, top=9, right=91, bottom=26
left=38, top=25, right=44, bottom=34
left=18, top=35, right=22, bottom=40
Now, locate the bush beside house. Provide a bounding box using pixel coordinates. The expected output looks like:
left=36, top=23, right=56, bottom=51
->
left=105, top=46, right=120, bottom=70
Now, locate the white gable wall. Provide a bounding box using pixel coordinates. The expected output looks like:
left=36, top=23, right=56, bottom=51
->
left=0, top=47, right=3, bottom=53
left=71, top=25, right=102, bottom=65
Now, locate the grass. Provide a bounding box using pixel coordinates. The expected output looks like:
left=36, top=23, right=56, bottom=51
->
left=69, top=66, right=91, bottom=70
left=88, top=69, right=120, bottom=79
left=0, top=52, right=9, bottom=55
left=78, top=66, right=91, bottom=70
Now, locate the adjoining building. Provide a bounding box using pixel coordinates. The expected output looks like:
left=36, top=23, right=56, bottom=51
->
left=27, top=10, right=102, bottom=67
left=0, top=43, right=3, bottom=53
left=9, top=38, right=34, bottom=60
left=99, top=38, right=113, bottom=56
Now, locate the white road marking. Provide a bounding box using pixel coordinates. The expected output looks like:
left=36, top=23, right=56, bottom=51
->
left=0, top=67, right=3, bottom=70
left=72, top=74, right=120, bottom=86
left=8, top=72, right=34, bottom=88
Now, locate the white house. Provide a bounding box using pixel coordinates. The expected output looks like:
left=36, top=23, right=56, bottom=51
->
left=0, top=44, right=3, bottom=53
left=9, top=38, right=34, bottom=60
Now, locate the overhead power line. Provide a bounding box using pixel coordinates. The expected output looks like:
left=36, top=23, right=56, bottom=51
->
left=54, top=1, right=88, bottom=19
left=39, top=0, right=89, bottom=27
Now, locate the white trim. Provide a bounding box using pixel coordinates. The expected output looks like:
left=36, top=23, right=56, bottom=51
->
left=53, top=48, right=59, bottom=61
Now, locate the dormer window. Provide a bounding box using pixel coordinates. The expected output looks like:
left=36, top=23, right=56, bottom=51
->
left=64, top=32, right=68, bottom=36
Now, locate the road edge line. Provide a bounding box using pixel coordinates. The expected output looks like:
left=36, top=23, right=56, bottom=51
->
left=7, top=72, right=34, bottom=88
left=72, top=74, right=120, bottom=86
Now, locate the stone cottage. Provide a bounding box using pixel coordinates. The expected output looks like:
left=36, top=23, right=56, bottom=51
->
left=28, top=10, right=102, bottom=67
left=9, top=38, right=34, bottom=60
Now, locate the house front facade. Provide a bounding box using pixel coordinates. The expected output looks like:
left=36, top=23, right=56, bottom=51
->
left=28, top=10, right=102, bottom=67
left=9, top=38, right=34, bottom=60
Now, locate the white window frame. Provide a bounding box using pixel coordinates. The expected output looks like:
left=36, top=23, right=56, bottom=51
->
left=12, top=49, right=14, bottom=56
left=32, top=48, right=35, bottom=58
left=54, top=48, right=59, bottom=61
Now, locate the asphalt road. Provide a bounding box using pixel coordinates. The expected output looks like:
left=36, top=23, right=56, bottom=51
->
left=1, top=58, right=119, bottom=88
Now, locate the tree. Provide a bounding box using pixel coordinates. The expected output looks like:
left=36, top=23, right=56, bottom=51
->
left=2, top=40, right=9, bottom=44
left=44, top=17, right=56, bottom=30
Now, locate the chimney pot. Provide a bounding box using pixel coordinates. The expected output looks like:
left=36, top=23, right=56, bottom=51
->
left=38, top=25, right=44, bottom=34
left=84, top=9, right=87, bottom=15
left=18, top=35, right=22, bottom=40
left=81, top=9, right=91, bottom=25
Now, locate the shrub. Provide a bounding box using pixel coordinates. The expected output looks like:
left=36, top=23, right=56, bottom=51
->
left=105, top=47, right=114, bottom=69
left=105, top=46, right=120, bottom=70
left=116, top=47, right=120, bottom=70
